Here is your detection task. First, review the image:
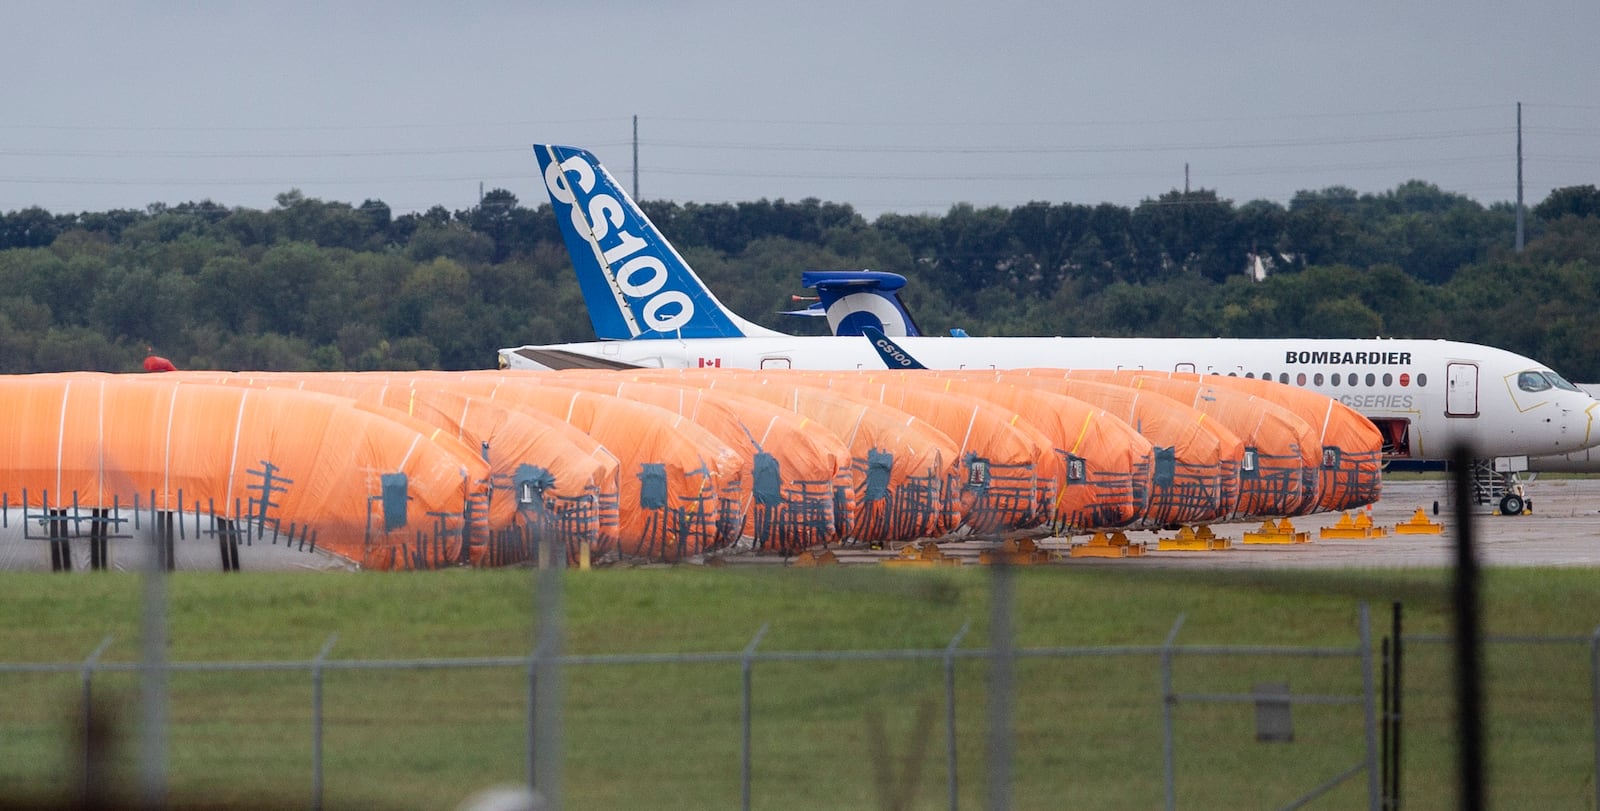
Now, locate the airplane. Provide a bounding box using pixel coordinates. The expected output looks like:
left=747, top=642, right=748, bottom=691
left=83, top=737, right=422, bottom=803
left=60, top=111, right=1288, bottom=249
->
left=1526, top=384, right=1600, bottom=473
left=500, top=144, right=1600, bottom=515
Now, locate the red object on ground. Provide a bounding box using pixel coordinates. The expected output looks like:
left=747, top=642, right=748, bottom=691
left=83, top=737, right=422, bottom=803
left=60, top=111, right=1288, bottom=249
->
left=143, top=355, right=177, bottom=372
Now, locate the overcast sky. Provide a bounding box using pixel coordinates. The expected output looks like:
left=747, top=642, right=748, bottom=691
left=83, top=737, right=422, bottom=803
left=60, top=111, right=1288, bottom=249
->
left=3, top=1, right=1596, bottom=220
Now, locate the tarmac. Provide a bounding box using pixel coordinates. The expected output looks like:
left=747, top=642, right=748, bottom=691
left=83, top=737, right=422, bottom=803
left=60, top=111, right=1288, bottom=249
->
left=770, top=476, right=1600, bottom=569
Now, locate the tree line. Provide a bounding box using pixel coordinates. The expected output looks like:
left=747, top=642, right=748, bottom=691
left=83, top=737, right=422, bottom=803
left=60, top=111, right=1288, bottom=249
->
left=1, top=181, right=1598, bottom=379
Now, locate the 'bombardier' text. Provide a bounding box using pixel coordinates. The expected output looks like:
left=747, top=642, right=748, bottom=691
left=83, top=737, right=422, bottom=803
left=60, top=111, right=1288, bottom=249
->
left=1285, top=350, right=1411, bottom=365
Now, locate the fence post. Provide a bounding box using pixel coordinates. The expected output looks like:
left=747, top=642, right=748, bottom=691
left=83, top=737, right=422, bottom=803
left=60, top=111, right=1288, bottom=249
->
left=526, top=647, right=537, bottom=793
left=139, top=521, right=170, bottom=810
left=1161, top=614, right=1187, bottom=811
left=311, top=634, right=338, bottom=811
left=1359, top=603, right=1379, bottom=811
left=1449, top=446, right=1484, bottom=811
left=985, top=562, right=1015, bottom=811
left=530, top=531, right=566, bottom=810
left=1590, top=624, right=1600, bottom=811
left=80, top=635, right=113, bottom=748
left=946, top=619, right=971, bottom=811
left=1387, top=602, right=1404, bottom=810
left=79, top=635, right=113, bottom=804
left=741, top=623, right=769, bottom=811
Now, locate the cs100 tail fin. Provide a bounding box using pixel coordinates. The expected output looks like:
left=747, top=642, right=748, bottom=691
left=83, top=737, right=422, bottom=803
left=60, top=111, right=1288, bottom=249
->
left=533, top=144, right=782, bottom=340
left=801, top=270, right=922, bottom=337
left=863, top=326, right=928, bottom=370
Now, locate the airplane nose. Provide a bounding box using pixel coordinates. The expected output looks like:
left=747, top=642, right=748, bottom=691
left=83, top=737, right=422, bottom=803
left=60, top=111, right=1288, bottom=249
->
left=1573, top=400, right=1600, bottom=451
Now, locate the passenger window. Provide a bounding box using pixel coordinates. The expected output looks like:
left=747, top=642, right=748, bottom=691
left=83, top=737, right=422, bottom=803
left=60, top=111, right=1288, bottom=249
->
left=1278, top=373, right=1289, bottom=384
left=1518, top=371, right=1552, bottom=392
left=1331, top=373, right=1341, bottom=386
left=1314, top=373, right=1324, bottom=386
left=1382, top=373, right=1392, bottom=386
left=1296, top=373, right=1307, bottom=386
left=1416, top=373, right=1428, bottom=387
left=1365, top=373, right=1376, bottom=386
left=1245, top=372, right=1255, bottom=379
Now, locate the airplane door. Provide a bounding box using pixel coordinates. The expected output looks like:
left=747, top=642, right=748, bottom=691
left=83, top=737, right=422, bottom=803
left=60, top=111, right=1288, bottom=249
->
left=1446, top=362, right=1479, bottom=417
left=1175, top=362, right=1196, bottom=374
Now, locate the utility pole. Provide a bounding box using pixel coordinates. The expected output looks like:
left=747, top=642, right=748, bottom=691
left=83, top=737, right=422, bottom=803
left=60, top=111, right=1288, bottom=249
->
left=633, top=115, right=640, bottom=201
left=1515, top=102, right=1525, bottom=252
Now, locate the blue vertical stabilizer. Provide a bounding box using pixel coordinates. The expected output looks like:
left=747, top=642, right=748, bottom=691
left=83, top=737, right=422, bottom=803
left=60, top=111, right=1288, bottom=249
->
left=533, top=144, right=783, bottom=340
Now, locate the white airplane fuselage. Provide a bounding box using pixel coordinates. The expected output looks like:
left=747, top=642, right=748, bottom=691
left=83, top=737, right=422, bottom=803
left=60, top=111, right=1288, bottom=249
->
left=503, top=145, right=1600, bottom=472
left=502, top=335, right=1600, bottom=463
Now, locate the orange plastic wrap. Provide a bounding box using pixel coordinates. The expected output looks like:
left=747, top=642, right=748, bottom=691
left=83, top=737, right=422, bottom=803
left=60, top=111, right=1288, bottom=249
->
left=181, top=372, right=622, bottom=564
left=515, top=373, right=851, bottom=553
left=418, top=377, right=747, bottom=562
left=1161, top=373, right=1383, bottom=513
left=785, top=374, right=1049, bottom=534
left=1056, top=370, right=1318, bottom=518
left=0, top=374, right=486, bottom=570
left=992, top=375, right=1235, bottom=526
left=638, top=370, right=961, bottom=543
left=855, top=372, right=1155, bottom=532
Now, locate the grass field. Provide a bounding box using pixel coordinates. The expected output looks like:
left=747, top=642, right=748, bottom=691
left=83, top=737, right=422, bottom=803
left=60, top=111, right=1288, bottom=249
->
left=2, top=565, right=1598, bottom=809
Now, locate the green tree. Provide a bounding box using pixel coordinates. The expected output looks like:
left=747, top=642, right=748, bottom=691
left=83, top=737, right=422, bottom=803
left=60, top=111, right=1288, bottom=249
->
left=938, top=204, right=1015, bottom=304
left=0, top=206, right=71, bottom=249
left=246, top=243, right=330, bottom=335
left=273, top=191, right=382, bottom=251
left=1079, top=203, right=1137, bottom=288
left=1534, top=185, right=1600, bottom=221
left=190, top=331, right=315, bottom=371
left=32, top=326, right=133, bottom=372
left=1130, top=189, right=1239, bottom=283
left=467, top=188, right=522, bottom=263
left=407, top=222, right=494, bottom=264
left=1285, top=187, right=1361, bottom=268
left=220, top=208, right=279, bottom=247
left=394, top=257, right=476, bottom=367
left=1302, top=296, right=1384, bottom=338
left=87, top=264, right=197, bottom=351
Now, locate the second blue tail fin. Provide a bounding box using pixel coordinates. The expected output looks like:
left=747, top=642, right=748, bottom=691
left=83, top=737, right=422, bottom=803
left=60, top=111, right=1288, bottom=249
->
left=801, top=270, right=922, bottom=337
left=863, top=326, right=928, bottom=370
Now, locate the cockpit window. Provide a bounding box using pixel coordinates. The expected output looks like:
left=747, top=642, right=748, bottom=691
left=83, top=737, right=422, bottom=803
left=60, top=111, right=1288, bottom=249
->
left=1543, top=371, right=1583, bottom=392
left=1517, top=371, right=1552, bottom=392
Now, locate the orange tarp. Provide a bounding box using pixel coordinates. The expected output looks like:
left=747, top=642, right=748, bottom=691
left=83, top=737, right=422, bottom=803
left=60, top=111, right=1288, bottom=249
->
left=510, top=374, right=851, bottom=553
left=990, top=375, right=1236, bottom=526
left=176, top=372, right=622, bottom=563
left=781, top=374, right=1050, bottom=534
left=0, top=374, right=486, bottom=570
left=1069, top=371, right=1331, bottom=516
left=636, top=370, right=961, bottom=543
left=853, top=372, right=1155, bottom=532
left=391, top=381, right=623, bottom=561
left=1157, top=372, right=1383, bottom=513
left=1006, top=370, right=1307, bottom=519
left=417, top=377, right=747, bottom=562
left=1061, top=371, right=1319, bottom=518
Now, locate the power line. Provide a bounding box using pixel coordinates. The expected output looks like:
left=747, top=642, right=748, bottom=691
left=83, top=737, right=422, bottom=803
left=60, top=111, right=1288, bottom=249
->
left=644, top=129, right=1512, bottom=155
left=0, top=146, right=532, bottom=159
left=0, top=130, right=1517, bottom=165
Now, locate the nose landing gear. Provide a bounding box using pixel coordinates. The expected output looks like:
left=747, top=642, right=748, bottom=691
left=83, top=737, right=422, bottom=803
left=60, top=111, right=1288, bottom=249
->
left=1498, top=491, right=1528, bottom=517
